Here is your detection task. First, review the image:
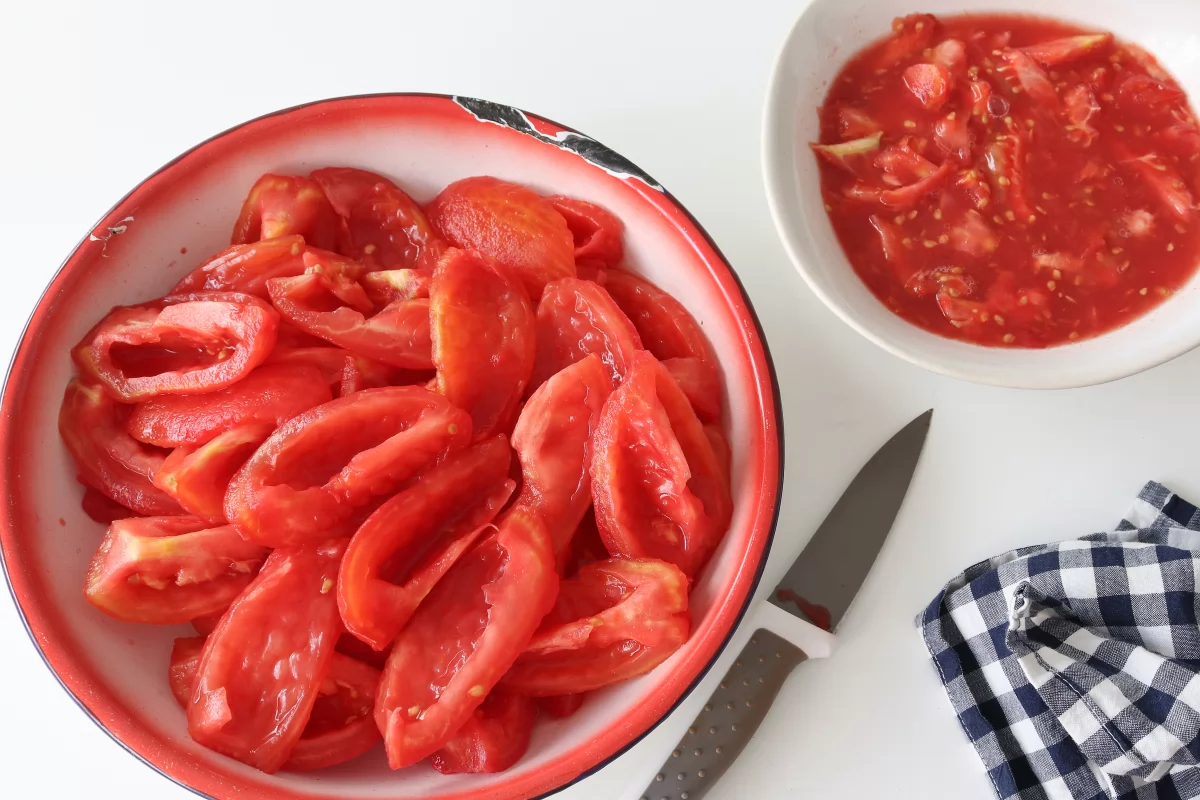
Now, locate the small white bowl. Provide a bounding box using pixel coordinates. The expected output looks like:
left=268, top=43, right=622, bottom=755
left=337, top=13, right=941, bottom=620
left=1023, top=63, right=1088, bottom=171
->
left=763, top=0, right=1200, bottom=389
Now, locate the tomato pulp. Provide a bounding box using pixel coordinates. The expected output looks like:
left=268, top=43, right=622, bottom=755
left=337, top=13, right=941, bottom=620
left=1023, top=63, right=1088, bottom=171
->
left=813, top=13, right=1200, bottom=347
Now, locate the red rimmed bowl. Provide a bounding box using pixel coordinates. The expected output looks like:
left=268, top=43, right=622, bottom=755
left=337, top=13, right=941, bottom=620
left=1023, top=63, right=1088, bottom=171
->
left=0, top=95, right=782, bottom=800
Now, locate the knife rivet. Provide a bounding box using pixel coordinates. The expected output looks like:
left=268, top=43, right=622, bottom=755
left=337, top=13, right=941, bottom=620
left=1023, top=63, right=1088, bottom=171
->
left=742, top=679, right=749, bottom=686
left=673, top=750, right=681, bottom=758
left=759, top=677, right=765, bottom=683
left=655, top=774, right=664, bottom=782
left=677, top=772, right=686, bottom=780
left=776, top=651, right=783, bottom=658
left=720, top=681, right=728, bottom=689
left=715, top=746, right=724, bottom=754
left=681, top=793, right=691, bottom=799
left=688, top=727, right=696, bottom=735
left=709, top=726, right=718, bottom=734
left=698, top=770, right=707, bottom=778
left=694, top=748, right=702, bottom=756
left=751, top=636, right=759, bottom=644
left=726, top=702, right=735, bottom=709
left=731, top=724, right=738, bottom=732
left=758, top=655, right=766, bottom=662
left=703, top=704, right=712, bottom=712
left=746, top=700, right=753, bottom=708
left=736, top=659, right=744, bottom=666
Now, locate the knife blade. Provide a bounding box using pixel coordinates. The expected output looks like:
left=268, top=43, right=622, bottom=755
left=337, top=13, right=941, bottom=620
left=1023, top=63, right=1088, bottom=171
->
left=638, top=410, right=932, bottom=800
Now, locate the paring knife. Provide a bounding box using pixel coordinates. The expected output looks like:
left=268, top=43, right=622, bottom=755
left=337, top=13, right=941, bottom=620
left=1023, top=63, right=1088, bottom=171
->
left=638, top=409, right=933, bottom=800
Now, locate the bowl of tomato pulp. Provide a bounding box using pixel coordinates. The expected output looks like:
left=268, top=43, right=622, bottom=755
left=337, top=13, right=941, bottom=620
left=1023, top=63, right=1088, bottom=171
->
left=764, top=0, right=1200, bottom=388
left=0, top=95, right=781, bottom=800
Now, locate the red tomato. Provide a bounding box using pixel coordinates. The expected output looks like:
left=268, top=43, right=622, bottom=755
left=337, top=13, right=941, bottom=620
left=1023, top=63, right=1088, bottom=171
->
left=574, top=261, right=609, bottom=285
left=73, top=292, right=279, bottom=403
left=429, top=691, right=536, bottom=774
left=903, top=63, right=952, bottom=111
left=225, top=387, right=472, bottom=547
left=360, top=268, right=431, bottom=306
left=1022, top=33, right=1112, bottom=67
left=661, top=356, right=721, bottom=423
left=876, top=13, right=938, bottom=67
left=502, top=557, right=689, bottom=696
left=154, top=423, right=274, bottom=523
left=81, top=487, right=135, bottom=525
left=335, top=630, right=390, bottom=670
left=338, top=437, right=514, bottom=650
left=266, top=249, right=433, bottom=370
left=126, top=363, right=331, bottom=448
left=188, top=539, right=346, bottom=773
left=560, top=507, right=609, bottom=577
left=430, top=248, right=535, bottom=440
left=171, top=237, right=307, bottom=300
left=59, top=379, right=182, bottom=516
left=603, top=269, right=719, bottom=396
left=529, top=277, right=642, bottom=392
left=375, top=506, right=558, bottom=769
left=231, top=175, right=339, bottom=250
left=511, top=354, right=612, bottom=560
left=590, top=352, right=732, bottom=577
left=172, top=638, right=382, bottom=772
left=310, top=167, right=446, bottom=271
left=426, top=177, right=576, bottom=300
left=538, top=694, right=585, bottom=719
left=191, top=611, right=224, bottom=637
left=704, top=423, right=732, bottom=490
left=265, top=346, right=396, bottom=396
left=84, top=516, right=268, bottom=624
left=545, top=196, right=624, bottom=268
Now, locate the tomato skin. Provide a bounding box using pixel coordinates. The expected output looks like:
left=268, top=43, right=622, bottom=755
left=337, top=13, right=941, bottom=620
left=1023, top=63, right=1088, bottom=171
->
left=127, top=363, right=331, bottom=448
left=511, top=354, right=612, bottom=560
left=73, top=292, right=280, bottom=403
left=431, top=248, right=536, bottom=440
left=264, top=248, right=433, bottom=370
left=545, top=196, right=624, bottom=269
left=81, top=487, right=136, bottom=524
left=427, top=177, right=576, bottom=300
left=590, top=352, right=731, bottom=577
left=231, top=175, right=339, bottom=251
left=429, top=691, right=536, bottom=774
left=502, top=557, right=690, bottom=696
left=265, top=346, right=395, bottom=397
left=188, top=539, right=346, bottom=774
left=225, top=386, right=472, bottom=547
left=375, top=506, right=558, bottom=769
left=310, top=167, right=447, bottom=271
left=661, top=356, right=721, bottom=423
left=538, top=693, right=585, bottom=718
left=154, top=423, right=274, bottom=523
left=529, top=277, right=643, bottom=392
left=84, top=516, right=268, bottom=624
left=172, top=639, right=382, bottom=772
left=59, top=379, right=182, bottom=516
left=338, top=437, right=514, bottom=650
left=172, top=237, right=307, bottom=299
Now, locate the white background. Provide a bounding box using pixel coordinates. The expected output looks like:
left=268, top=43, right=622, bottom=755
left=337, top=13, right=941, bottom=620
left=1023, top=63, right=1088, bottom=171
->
left=3, top=1, right=1197, bottom=798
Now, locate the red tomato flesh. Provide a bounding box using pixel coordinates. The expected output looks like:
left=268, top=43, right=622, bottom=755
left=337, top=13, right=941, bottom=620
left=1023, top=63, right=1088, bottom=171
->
left=529, top=277, right=643, bottom=392
left=429, top=691, right=536, bottom=774
left=154, top=423, right=274, bottom=523
left=546, top=195, right=625, bottom=269
left=172, top=237, right=307, bottom=299
left=231, top=175, right=340, bottom=251
left=814, top=13, right=1200, bottom=347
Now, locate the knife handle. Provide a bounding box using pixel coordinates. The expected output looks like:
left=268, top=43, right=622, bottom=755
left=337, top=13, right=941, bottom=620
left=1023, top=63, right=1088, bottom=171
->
left=638, top=628, right=807, bottom=800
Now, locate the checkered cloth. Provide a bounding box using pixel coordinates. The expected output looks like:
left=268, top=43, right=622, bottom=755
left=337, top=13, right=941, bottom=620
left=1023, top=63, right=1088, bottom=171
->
left=921, top=482, right=1200, bottom=800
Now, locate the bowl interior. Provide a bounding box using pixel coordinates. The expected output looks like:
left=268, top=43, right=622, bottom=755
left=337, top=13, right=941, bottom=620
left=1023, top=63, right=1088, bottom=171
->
left=764, top=0, right=1200, bottom=388
left=0, top=96, right=779, bottom=799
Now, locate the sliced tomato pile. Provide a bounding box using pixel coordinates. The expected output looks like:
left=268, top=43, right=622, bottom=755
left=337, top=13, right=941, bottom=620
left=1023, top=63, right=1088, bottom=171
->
left=812, top=13, right=1200, bottom=347
left=58, top=168, right=732, bottom=777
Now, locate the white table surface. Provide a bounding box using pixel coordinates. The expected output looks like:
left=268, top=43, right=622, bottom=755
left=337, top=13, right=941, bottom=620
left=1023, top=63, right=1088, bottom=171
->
left=5, top=1, right=1198, bottom=798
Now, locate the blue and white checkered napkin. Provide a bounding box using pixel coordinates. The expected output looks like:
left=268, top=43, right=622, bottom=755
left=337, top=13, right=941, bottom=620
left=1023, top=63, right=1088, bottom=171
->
left=921, top=482, right=1200, bottom=800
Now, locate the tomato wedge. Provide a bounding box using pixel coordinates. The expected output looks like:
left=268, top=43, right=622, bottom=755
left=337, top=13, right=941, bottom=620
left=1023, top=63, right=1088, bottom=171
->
left=59, top=379, right=182, bottom=516
left=73, top=292, right=279, bottom=403
left=560, top=507, right=610, bottom=577
left=431, top=248, right=535, bottom=439
left=81, top=487, right=135, bottom=524
left=502, top=557, right=689, bottom=695
left=375, top=506, right=558, bottom=769
left=529, top=277, right=642, bottom=392
left=231, top=174, right=339, bottom=250
left=545, top=196, right=624, bottom=269
left=265, top=346, right=396, bottom=396
left=188, top=539, right=346, bottom=773
left=426, top=176, right=576, bottom=300
left=171, top=639, right=382, bottom=771
left=225, top=387, right=471, bottom=547
left=310, top=167, right=446, bottom=271
left=661, top=356, right=721, bottom=423
left=590, top=352, right=732, bottom=577
left=603, top=269, right=719, bottom=408
left=338, top=437, right=514, bottom=650
left=84, top=516, right=268, bottom=624
left=171, top=237, right=307, bottom=299
left=511, top=354, right=612, bottom=560
left=154, top=423, right=274, bottom=523
left=127, top=363, right=331, bottom=448
left=266, top=249, right=433, bottom=370
left=429, top=691, right=536, bottom=774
